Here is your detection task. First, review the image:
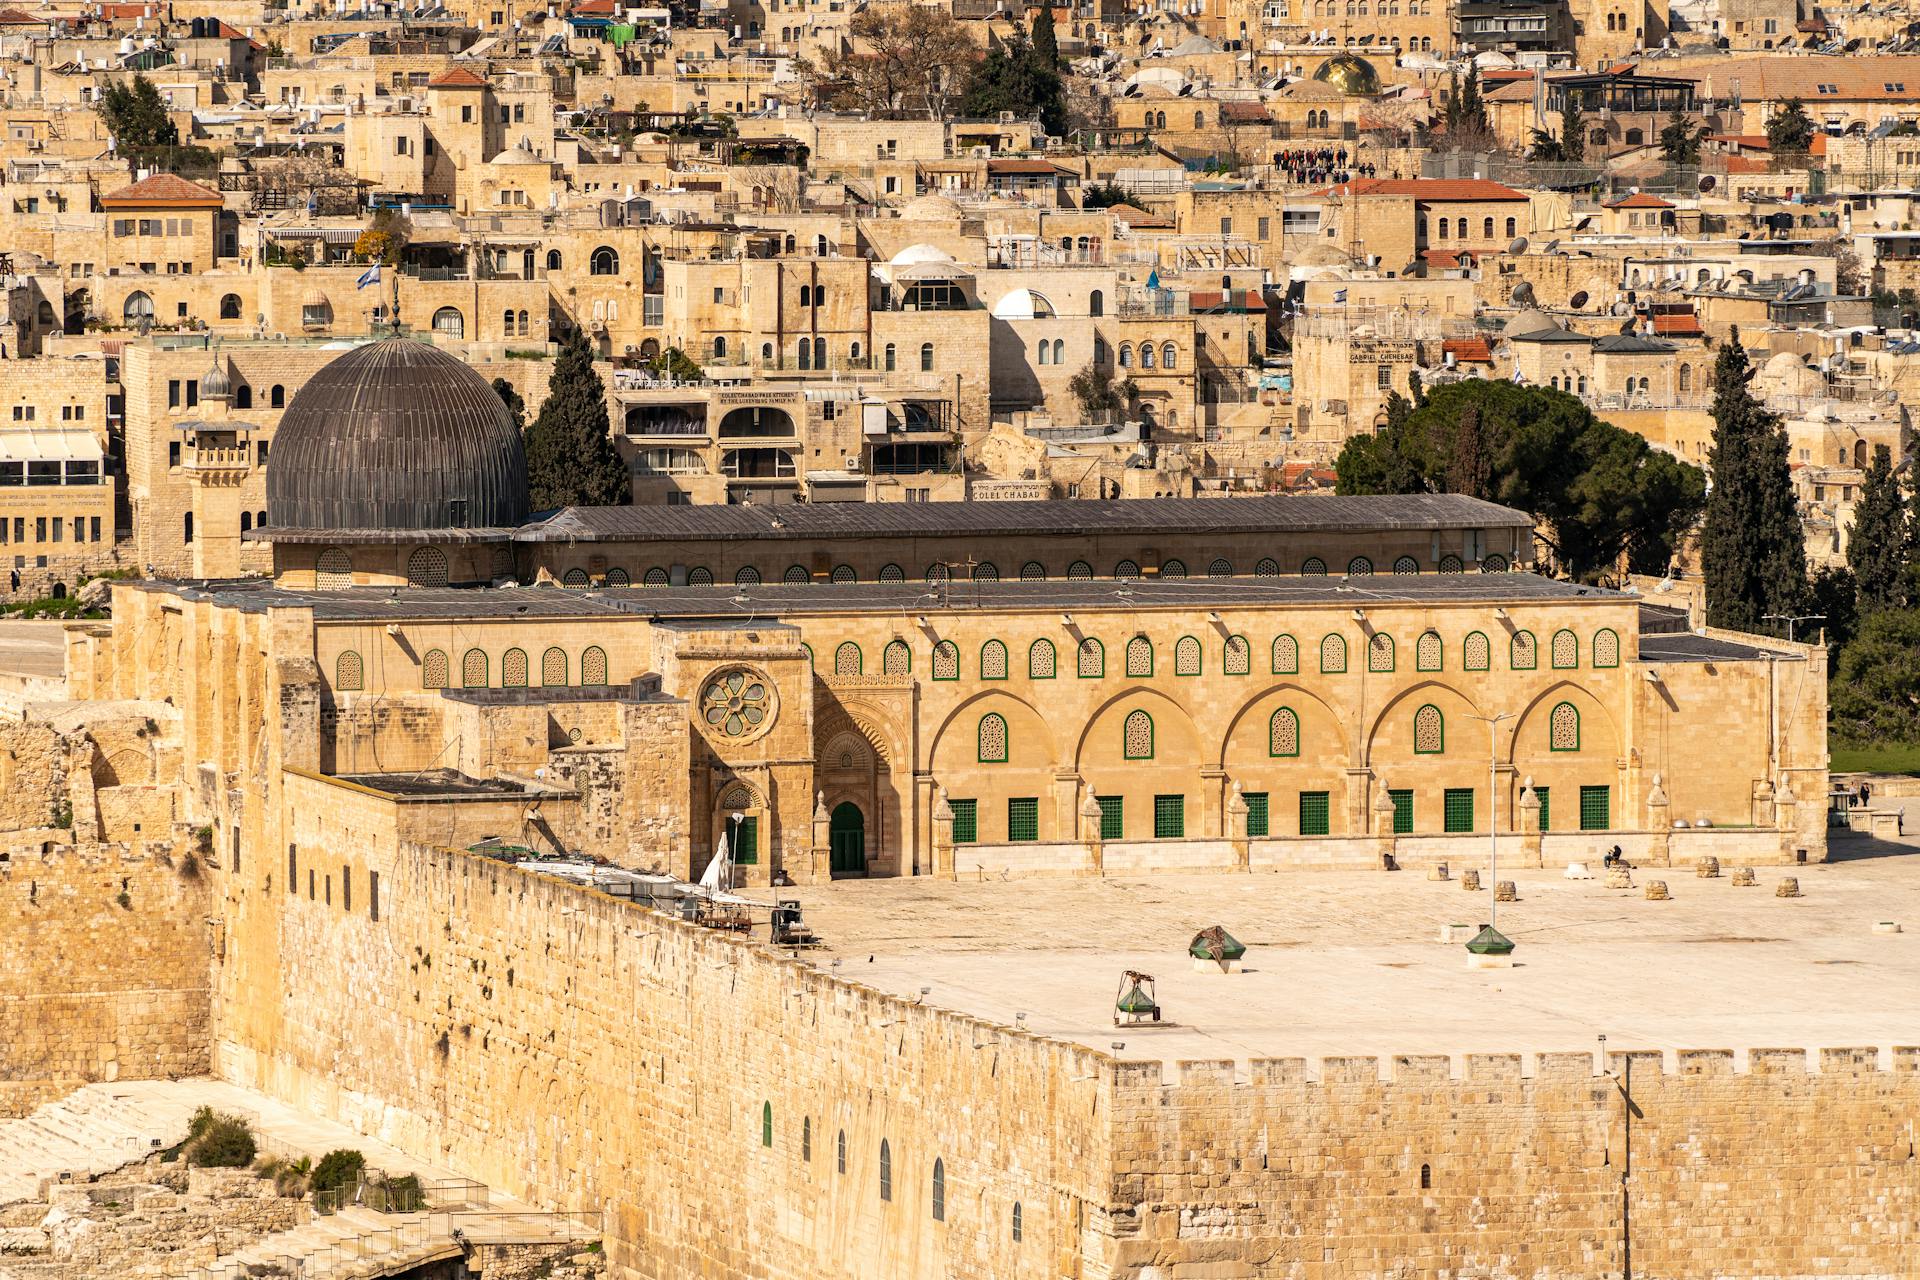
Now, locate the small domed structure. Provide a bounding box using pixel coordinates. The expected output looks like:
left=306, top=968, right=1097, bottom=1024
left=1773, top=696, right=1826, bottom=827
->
left=888, top=242, right=957, bottom=267
left=198, top=360, right=232, bottom=403
left=266, top=338, right=528, bottom=534
left=901, top=193, right=962, bottom=220
left=1312, top=51, right=1381, bottom=97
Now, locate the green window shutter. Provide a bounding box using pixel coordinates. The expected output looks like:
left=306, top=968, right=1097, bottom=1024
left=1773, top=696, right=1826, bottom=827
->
left=732, top=816, right=758, bottom=864
left=1097, top=796, right=1124, bottom=841
left=1534, top=786, right=1550, bottom=832
left=1153, top=794, right=1185, bottom=839
left=1579, top=785, right=1610, bottom=831
left=950, top=799, right=978, bottom=844
left=1389, top=788, right=1414, bottom=835
left=1007, top=797, right=1039, bottom=842
left=1244, top=792, right=1269, bottom=838
left=1443, top=788, right=1475, bottom=833
left=1299, top=791, right=1331, bottom=836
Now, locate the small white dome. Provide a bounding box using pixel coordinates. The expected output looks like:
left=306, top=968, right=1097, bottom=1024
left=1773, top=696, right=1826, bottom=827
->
left=990, top=288, right=1057, bottom=320
left=889, top=242, right=956, bottom=267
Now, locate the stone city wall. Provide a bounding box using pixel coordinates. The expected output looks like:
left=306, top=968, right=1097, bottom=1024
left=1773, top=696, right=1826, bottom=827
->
left=0, top=841, right=211, bottom=1117
left=214, top=837, right=1111, bottom=1280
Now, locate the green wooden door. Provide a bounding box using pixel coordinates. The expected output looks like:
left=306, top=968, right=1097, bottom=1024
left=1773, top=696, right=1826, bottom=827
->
left=829, top=802, right=866, bottom=876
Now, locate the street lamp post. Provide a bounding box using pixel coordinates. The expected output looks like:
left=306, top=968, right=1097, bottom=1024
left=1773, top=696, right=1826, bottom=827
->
left=1466, top=710, right=1516, bottom=932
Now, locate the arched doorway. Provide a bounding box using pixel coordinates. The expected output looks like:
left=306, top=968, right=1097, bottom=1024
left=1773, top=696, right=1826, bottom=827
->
left=830, top=802, right=865, bottom=876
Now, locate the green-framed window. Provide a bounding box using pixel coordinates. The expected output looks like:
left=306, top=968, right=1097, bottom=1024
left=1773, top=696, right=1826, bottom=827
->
left=1028, top=638, right=1056, bottom=679
left=981, top=639, right=1009, bottom=679
left=541, top=646, right=569, bottom=687
left=1510, top=630, right=1537, bottom=670
left=1299, top=791, right=1331, bottom=836
left=1549, top=701, right=1580, bottom=751
left=1443, top=788, right=1475, bottom=833
left=1097, top=795, right=1124, bottom=841
left=882, top=639, right=911, bottom=675
left=950, top=799, right=978, bottom=844
left=834, top=641, right=862, bottom=676
left=1579, top=785, right=1610, bottom=831
left=1551, top=628, right=1578, bottom=669
left=502, top=647, right=529, bottom=688
left=1174, top=635, right=1202, bottom=675
left=1244, top=791, right=1269, bottom=837
left=1153, top=794, right=1185, bottom=839
left=335, top=650, right=364, bottom=691
left=420, top=648, right=448, bottom=689
left=1077, top=637, right=1105, bottom=677
left=1223, top=634, right=1251, bottom=675
left=1367, top=632, right=1394, bottom=673
left=461, top=649, right=488, bottom=688
left=1533, top=785, right=1550, bottom=831
left=1125, top=634, right=1153, bottom=676
left=1413, top=704, right=1444, bottom=754
left=1272, top=634, right=1299, bottom=674
left=1269, top=707, right=1300, bottom=757
left=1463, top=631, right=1490, bottom=671
left=762, top=1101, right=773, bottom=1147
left=732, top=816, right=759, bottom=864
left=1320, top=633, right=1347, bottom=673
left=1593, top=627, right=1621, bottom=668
left=1007, top=797, right=1039, bottom=842
left=1389, top=789, right=1413, bottom=835
left=1416, top=630, right=1442, bottom=672
left=977, top=712, right=1009, bottom=763
left=1122, top=709, right=1154, bottom=759
left=801, top=642, right=815, bottom=668
left=932, top=640, right=959, bottom=679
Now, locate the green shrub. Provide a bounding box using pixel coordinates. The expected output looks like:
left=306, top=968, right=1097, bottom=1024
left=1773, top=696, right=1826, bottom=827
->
left=184, top=1111, right=257, bottom=1167
left=310, top=1148, right=366, bottom=1194
left=368, top=1172, right=422, bottom=1212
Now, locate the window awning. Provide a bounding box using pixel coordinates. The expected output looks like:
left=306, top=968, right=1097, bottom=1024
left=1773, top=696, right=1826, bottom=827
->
left=0, top=429, right=103, bottom=462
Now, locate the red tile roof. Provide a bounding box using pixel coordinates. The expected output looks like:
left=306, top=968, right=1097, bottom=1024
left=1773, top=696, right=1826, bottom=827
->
left=986, top=158, right=1067, bottom=175
left=1605, top=192, right=1675, bottom=209
left=0, top=8, right=45, bottom=24
left=1443, top=337, right=1492, bottom=363
left=1651, top=313, right=1704, bottom=336
left=1107, top=203, right=1173, bottom=228
left=99, top=173, right=223, bottom=208
left=1310, top=177, right=1529, bottom=202
left=1724, top=155, right=1772, bottom=174
left=1220, top=101, right=1270, bottom=123
left=428, top=67, right=488, bottom=88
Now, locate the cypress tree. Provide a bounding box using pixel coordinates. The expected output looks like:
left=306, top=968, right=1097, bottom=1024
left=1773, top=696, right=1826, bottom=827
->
left=1847, top=444, right=1907, bottom=612
left=1700, top=329, right=1808, bottom=632
left=1031, top=4, right=1058, bottom=70
left=522, top=333, right=629, bottom=510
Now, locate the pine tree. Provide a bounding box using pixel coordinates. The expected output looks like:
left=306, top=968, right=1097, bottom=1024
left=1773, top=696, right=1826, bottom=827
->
left=521, top=333, right=629, bottom=510
left=1031, top=4, right=1058, bottom=70
left=1560, top=95, right=1585, bottom=162
left=97, top=75, right=179, bottom=152
left=1847, top=444, right=1908, bottom=611
left=1700, top=329, right=1809, bottom=632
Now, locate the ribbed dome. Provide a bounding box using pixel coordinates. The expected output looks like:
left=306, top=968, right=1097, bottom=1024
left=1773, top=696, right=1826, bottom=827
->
left=267, top=338, right=529, bottom=533
left=1312, top=52, right=1381, bottom=97
left=199, top=360, right=232, bottom=402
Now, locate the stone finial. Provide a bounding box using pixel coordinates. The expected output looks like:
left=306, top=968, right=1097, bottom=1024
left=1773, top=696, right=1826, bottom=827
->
left=1460, top=868, right=1481, bottom=892
left=1731, top=865, right=1757, bottom=886
left=1646, top=772, right=1670, bottom=809
left=1775, top=877, right=1803, bottom=898
left=1080, top=792, right=1103, bottom=819
left=1494, top=880, right=1517, bottom=902
left=1518, top=786, right=1540, bottom=814
left=1226, top=782, right=1248, bottom=815
left=814, top=790, right=828, bottom=822
left=933, top=787, right=953, bottom=823
left=1696, top=856, right=1721, bottom=878
left=1644, top=880, right=1670, bottom=901
left=1775, top=778, right=1797, bottom=805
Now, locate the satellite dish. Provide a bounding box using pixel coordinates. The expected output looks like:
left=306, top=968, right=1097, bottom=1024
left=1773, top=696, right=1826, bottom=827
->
left=1569, top=289, right=1589, bottom=309
left=1510, top=281, right=1536, bottom=304
left=1508, top=235, right=1529, bottom=255
left=1698, top=174, right=1717, bottom=192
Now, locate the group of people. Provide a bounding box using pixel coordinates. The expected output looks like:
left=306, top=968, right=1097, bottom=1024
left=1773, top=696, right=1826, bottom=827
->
left=1272, top=148, right=1377, bottom=186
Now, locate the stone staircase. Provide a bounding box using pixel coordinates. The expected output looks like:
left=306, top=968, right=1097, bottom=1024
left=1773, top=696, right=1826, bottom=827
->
left=164, top=1204, right=450, bottom=1280
left=0, top=1080, right=217, bottom=1203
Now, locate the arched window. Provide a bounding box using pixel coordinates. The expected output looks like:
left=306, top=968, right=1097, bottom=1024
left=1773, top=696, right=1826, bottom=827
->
left=184, top=512, right=194, bottom=543
left=1020, top=561, right=1046, bottom=581
left=1510, top=630, right=1537, bottom=670
left=581, top=647, right=608, bottom=686
left=1114, top=559, right=1140, bottom=580
left=1593, top=628, right=1620, bottom=668
left=546, top=249, right=562, bottom=271
left=802, top=1117, right=812, bottom=1162
left=1125, top=635, right=1153, bottom=676
left=920, top=342, right=934, bottom=372
left=931, top=1158, right=946, bottom=1222
left=1483, top=217, right=1495, bottom=239
left=973, top=562, right=999, bottom=582
left=1551, top=629, right=1578, bottom=669
left=1678, top=364, right=1692, bottom=394
left=877, top=563, right=904, bottom=583
left=830, top=564, right=857, bottom=584
left=1301, top=557, right=1327, bottom=576
left=1255, top=557, right=1280, bottom=578
left=1028, top=639, right=1056, bottom=679
left=1012, top=1202, right=1023, bottom=1242
left=1036, top=340, right=1051, bottom=367
left=1118, top=343, right=1133, bottom=368
left=933, top=640, right=959, bottom=680
left=883, top=639, right=910, bottom=675
left=1368, top=633, right=1395, bottom=672
left=406, top=546, right=448, bottom=588
left=1416, top=631, right=1442, bottom=671
left=1223, top=635, right=1250, bottom=675
left=1320, top=634, right=1347, bottom=673
left=1078, top=638, right=1104, bottom=678
left=1269, top=707, right=1299, bottom=757
left=762, top=1101, right=773, bottom=1148
left=1052, top=338, right=1065, bottom=364
left=1550, top=701, right=1581, bottom=751
left=268, top=384, right=285, bottom=408
left=688, top=567, right=713, bottom=586
left=713, top=335, right=728, bottom=360
left=1413, top=704, right=1444, bottom=754
left=1272, top=634, right=1299, bottom=674
left=461, top=649, right=488, bottom=688
left=1455, top=218, right=1467, bottom=238
left=236, top=386, right=252, bottom=408
left=884, top=343, right=896, bottom=371
left=335, top=651, right=364, bottom=691
left=643, top=567, right=670, bottom=587
left=1347, top=556, right=1373, bottom=576
left=563, top=568, right=591, bottom=588
left=1174, top=635, right=1201, bottom=675
left=784, top=564, right=811, bottom=584
left=978, top=713, right=1008, bottom=763
left=1438, top=554, right=1463, bottom=574
left=123, top=291, right=154, bottom=323
left=1162, top=343, right=1177, bottom=369
left=925, top=563, right=950, bottom=584
left=1463, top=631, right=1490, bottom=671
left=731, top=566, right=763, bottom=587
left=1420, top=1163, right=1431, bottom=1189
left=837, top=1130, right=847, bottom=1174
left=1481, top=554, right=1509, bottom=573
left=1122, top=709, right=1154, bottom=759
left=431, top=306, right=464, bottom=337
left=502, top=648, right=529, bottom=687
left=981, top=639, right=1008, bottom=679
left=1090, top=289, right=1104, bottom=316
left=1207, top=558, right=1233, bottom=577
left=590, top=246, right=619, bottom=275
left=421, top=649, right=448, bottom=689
left=219, top=293, right=242, bottom=320
left=1068, top=560, right=1093, bottom=580
left=542, top=647, right=568, bottom=686
left=316, top=546, right=352, bottom=589
left=1140, top=344, right=1155, bottom=369
left=879, top=1140, right=892, bottom=1201
left=1393, top=556, right=1419, bottom=575
left=834, top=641, right=862, bottom=676
left=1159, top=559, right=1187, bottom=580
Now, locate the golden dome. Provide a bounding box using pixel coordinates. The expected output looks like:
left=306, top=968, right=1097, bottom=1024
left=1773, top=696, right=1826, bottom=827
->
left=1311, top=51, right=1382, bottom=97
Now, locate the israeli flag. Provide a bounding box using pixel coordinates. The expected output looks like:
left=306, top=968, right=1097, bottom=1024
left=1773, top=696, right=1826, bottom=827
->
left=1332, top=288, right=1347, bottom=303
left=356, top=263, right=381, bottom=290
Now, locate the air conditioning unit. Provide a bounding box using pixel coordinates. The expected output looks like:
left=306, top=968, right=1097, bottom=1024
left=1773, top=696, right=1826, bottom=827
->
left=844, top=455, right=862, bottom=471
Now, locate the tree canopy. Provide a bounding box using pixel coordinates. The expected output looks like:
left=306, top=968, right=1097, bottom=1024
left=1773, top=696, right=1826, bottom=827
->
left=1659, top=107, right=1704, bottom=165
left=1848, top=445, right=1908, bottom=613
left=1699, top=332, right=1808, bottom=631
left=1332, top=380, right=1705, bottom=581
left=97, top=75, right=179, bottom=151
left=799, top=6, right=976, bottom=120
left=1766, top=98, right=1815, bottom=154
left=961, top=34, right=1068, bottom=136
left=522, top=333, right=630, bottom=510
left=1829, top=607, right=1920, bottom=746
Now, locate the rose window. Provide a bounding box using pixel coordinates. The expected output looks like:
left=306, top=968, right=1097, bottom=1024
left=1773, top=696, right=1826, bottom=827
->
left=702, top=671, right=770, bottom=737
